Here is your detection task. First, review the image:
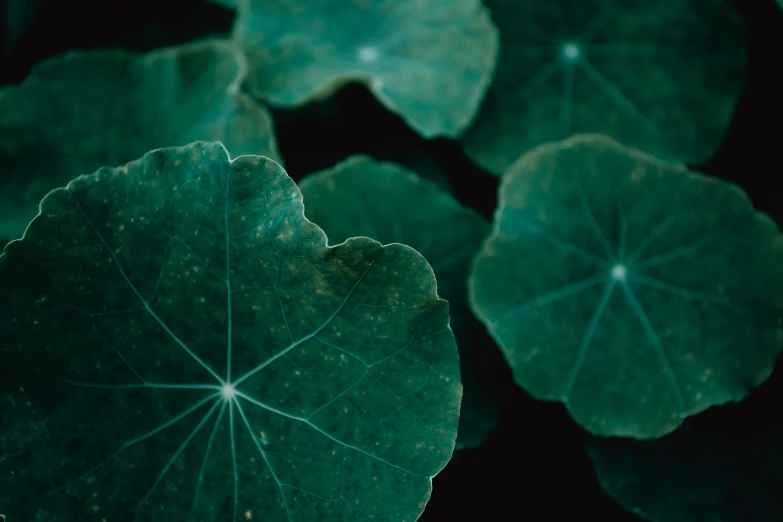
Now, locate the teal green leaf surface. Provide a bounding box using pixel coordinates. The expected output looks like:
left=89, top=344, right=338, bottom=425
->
left=460, top=0, right=746, bottom=174
left=299, top=156, right=509, bottom=449
left=0, top=142, right=461, bottom=521
left=232, top=0, right=499, bottom=138
left=0, top=39, right=280, bottom=245
left=468, top=133, right=783, bottom=438
left=586, top=382, right=783, bottom=522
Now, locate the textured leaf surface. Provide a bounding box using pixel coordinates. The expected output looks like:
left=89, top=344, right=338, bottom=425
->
left=460, top=0, right=746, bottom=174
left=468, top=133, right=783, bottom=438
left=0, top=142, right=461, bottom=521
left=299, top=156, right=509, bottom=449
left=232, top=0, right=499, bottom=138
left=586, top=382, right=783, bottom=522
left=0, top=39, right=279, bottom=244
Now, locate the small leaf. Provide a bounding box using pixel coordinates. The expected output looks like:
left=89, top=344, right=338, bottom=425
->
left=299, top=155, right=510, bottom=449
left=0, top=39, right=280, bottom=244
left=232, top=0, right=499, bottom=138
left=461, top=0, right=746, bottom=174
left=468, top=133, right=783, bottom=438
left=0, top=141, right=461, bottom=521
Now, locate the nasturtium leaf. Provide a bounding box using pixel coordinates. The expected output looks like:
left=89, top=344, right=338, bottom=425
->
left=468, top=133, right=783, bottom=438
left=0, top=142, right=461, bottom=521
left=232, top=0, right=499, bottom=139
left=460, top=0, right=746, bottom=174
left=0, top=39, right=280, bottom=245
left=299, top=156, right=509, bottom=449
left=585, top=389, right=783, bottom=522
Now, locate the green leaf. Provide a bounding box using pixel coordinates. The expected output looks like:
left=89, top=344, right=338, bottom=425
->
left=468, top=133, right=783, bottom=438
left=299, top=155, right=509, bottom=449
left=460, top=0, right=746, bottom=174
left=0, top=141, right=461, bottom=521
left=585, top=388, right=783, bottom=522
left=232, top=0, right=499, bottom=139
left=0, top=39, right=280, bottom=245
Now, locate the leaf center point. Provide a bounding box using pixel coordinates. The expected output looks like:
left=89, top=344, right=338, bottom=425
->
left=611, top=264, right=627, bottom=281
left=221, top=383, right=236, bottom=400
left=358, top=46, right=379, bottom=63
left=562, top=42, right=581, bottom=61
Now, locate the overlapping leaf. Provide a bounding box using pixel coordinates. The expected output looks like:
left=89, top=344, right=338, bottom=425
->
left=233, top=0, right=499, bottom=138
left=299, top=156, right=509, bottom=448
left=469, top=133, right=783, bottom=438
left=461, top=0, right=746, bottom=174
left=0, top=39, right=279, bottom=244
left=0, top=141, right=461, bottom=521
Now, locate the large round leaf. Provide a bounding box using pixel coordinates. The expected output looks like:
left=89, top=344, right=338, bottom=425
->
left=0, top=142, right=461, bottom=521
left=460, top=0, right=746, bottom=174
left=585, top=376, right=783, bottom=522
left=299, top=156, right=509, bottom=449
left=0, top=39, right=279, bottom=244
left=232, top=0, right=499, bottom=138
left=468, top=133, right=783, bottom=438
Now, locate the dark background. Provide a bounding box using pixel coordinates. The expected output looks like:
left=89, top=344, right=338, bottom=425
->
left=2, top=0, right=781, bottom=519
